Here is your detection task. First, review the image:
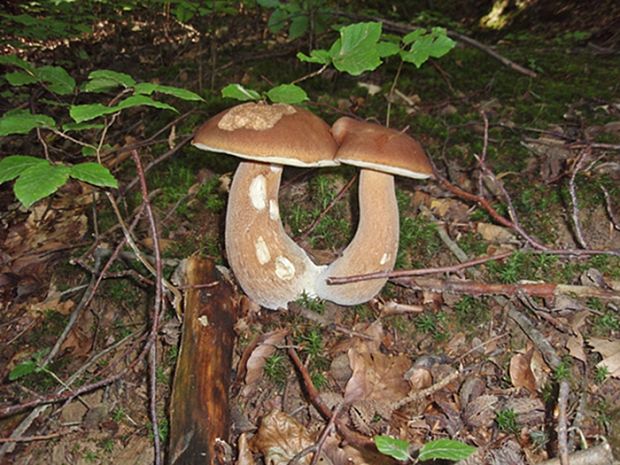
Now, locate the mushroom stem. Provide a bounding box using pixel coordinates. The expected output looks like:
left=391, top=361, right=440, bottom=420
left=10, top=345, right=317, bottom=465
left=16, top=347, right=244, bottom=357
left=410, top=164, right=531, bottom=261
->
left=226, top=161, right=324, bottom=309
left=315, top=169, right=399, bottom=305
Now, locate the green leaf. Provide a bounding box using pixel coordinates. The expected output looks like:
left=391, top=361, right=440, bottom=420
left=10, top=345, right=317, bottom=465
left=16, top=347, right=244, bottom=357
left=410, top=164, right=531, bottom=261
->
left=0, top=155, right=47, bottom=184
left=288, top=14, right=309, bottom=40
left=418, top=439, right=477, bottom=462
left=69, top=103, right=115, bottom=123
left=400, top=28, right=456, bottom=68
left=88, top=69, right=136, bottom=88
left=374, top=436, right=410, bottom=461
left=133, top=82, right=204, bottom=101
left=62, top=121, right=105, bottom=132
left=257, top=0, right=280, bottom=7
left=115, top=94, right=178, bottom=112
left=83, top=77, right=122, bottom=93
left=296, top=49, right=330, bottom=64
left=70, top=162, right=118, bottom=188
left=221, top=83, right=261, bottom=102
left=402, top=29, right=424, bottom=45
left=4, top=71, right=37, bottom=86
left=0, top=110, right=56, bottom=137
left=8, top=360, right=38, bottom=381
left=0, top=55, right=35, bottom=72
left=267, top=8, right=288, bottom=33
left=377, top=41, right=401, bottom=57
left=36, top=66, right=76, bottom=95
left=13, top=162, right=71, bottom=208
left=266, top=84, right=308, bottom=104
left=330, top=22, right=383, bottom=76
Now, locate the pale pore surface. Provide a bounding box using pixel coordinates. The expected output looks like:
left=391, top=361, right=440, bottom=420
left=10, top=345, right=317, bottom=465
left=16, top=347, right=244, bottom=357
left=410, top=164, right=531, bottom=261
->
left=315, top=170, right=399, bottom=305
left=226, top=162, right=324, bottom=309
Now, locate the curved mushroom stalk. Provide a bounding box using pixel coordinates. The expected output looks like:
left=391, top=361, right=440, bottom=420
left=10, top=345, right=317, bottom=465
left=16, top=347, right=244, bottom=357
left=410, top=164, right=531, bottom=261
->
left=315, top=169, right=398, bottom=305
left=226, top=161, right=325, bottom=310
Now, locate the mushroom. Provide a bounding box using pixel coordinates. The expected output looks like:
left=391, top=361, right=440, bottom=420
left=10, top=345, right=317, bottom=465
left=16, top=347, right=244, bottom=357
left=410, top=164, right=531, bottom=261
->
left=193, top=102, right=338, bottom=310
left=314, top=117, right=433, bottom=305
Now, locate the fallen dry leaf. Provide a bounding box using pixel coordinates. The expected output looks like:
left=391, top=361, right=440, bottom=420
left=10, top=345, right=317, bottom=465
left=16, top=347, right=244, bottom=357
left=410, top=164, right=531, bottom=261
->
left=252, top=410, right=319, bottom=465
left=344, top=343, right=410, bottom=404
left=509, top=350, right=537, bottom=393
left=236, top=433, right=255, bottom=465
left=243, top=329, right=288, bottom=394
left=476, top=223, right=516, bottom=243
left=589, top=338, right=620, bottom=379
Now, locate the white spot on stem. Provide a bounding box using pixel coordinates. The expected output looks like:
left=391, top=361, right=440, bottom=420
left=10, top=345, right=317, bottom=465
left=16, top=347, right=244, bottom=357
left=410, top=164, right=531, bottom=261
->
left=275, top=256, right=296, bottom=280
left=270, top=164, right=282, bottom=173
left=249, top=175, right=267, bottom=210
left=380, top=253, right=390, bottom=265
left=255, top=236, right=271, bottom=264
left=269, top=200, right=279, bottom=220
left=197, top=316, right=209, bottom=327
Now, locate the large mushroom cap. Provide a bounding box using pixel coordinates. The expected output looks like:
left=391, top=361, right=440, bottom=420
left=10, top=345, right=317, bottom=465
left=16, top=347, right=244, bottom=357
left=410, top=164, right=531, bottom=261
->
left=331, top=116, right=433, bottom=179
left=193, top=102, right=338, bottom=167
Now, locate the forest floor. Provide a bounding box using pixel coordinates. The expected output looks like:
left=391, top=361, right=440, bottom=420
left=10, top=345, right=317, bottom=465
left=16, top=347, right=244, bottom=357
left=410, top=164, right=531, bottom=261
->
left=0, top=2, right=619, bottom=464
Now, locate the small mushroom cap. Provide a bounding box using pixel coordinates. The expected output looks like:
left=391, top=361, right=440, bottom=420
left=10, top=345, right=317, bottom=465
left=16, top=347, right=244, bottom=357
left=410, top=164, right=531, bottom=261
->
left=332, top=117, right=433, bottom=179
left=193, top=102, right=338, bottom=167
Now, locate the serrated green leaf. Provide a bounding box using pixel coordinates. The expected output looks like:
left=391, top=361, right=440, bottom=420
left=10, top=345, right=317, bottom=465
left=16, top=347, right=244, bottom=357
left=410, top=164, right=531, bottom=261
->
left=4, top=71, right=38, bottom=86
left=221, top=83, right=261, bottom=102
left=296, top=49, right=330, bottom=64
left=88, top=69, right=136, bottom=88
left=330, top=22, right=383, bottom=76
left=69, top=103, right=114, bottom=123
left=8, top=360, right=38, bottom=381
left=70, top=162, right=118, bottom=188
left=0, top=110, right=56, bottom=136
left=36, top=66, right=75, bottom=95
left=418, top=439, right=477, bottom=461
left=133, top=82, right=203, bottom=101
left=13, top=163, right=71, bottom=208
left=0, top=155, right=47, bottom=184
left=115, top=94, right=178, bottom=112
left=374, top=436, right=410, bottom=461
left=0, top=55, right=35, bottom=72
left=288, top=14, right=309, bottom=40
left=266, top=84, right=308, bottom=104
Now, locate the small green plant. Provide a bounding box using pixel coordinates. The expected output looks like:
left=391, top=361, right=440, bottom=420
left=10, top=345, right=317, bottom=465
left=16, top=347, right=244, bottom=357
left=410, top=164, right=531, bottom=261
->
left=0, top=58, right=203, bottom=209
left=295, top=292, right=325, bottom=314
left=264, top=353, right=288, bottom=387
left=100, top=438, right=115, bottom=454
left=259, top=0, right=330, bottom=41
left=594, top=366, right=609, bottom=384
left=415, top=312, right=448, bottom=340
left=454, top=296, right=489, bottom=328
left=496, top=408, right=520, bottom=434
left=374, top=435, right=476, bottom=462
left=111, top=406, right=126, bottom=423
left=299, top=328, right=324, bottom=358
left=553, top=359, right=571, bottom=381
left=594, top=312, right=620, bottom=334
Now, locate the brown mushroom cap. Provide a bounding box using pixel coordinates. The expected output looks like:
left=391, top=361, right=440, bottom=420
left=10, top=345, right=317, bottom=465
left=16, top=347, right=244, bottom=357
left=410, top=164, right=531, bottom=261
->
left=331, top=116, right=433, bottom=178
left=193, top=102, right=338, bottom=167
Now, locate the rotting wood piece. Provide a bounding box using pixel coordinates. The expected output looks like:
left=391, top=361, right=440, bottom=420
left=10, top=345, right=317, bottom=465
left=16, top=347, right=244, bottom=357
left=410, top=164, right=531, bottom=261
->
left=169, top=257, right=238, bottom=465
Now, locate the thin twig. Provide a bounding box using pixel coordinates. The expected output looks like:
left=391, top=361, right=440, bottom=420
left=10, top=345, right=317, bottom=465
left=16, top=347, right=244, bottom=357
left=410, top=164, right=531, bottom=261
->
left=131, top=150, right=164, bottom=465
left=299, top=174, right=357, bottom=239
left=386, top=60, right=404, bottom=128
left=326, top=251, right=512, bottom=284
left=568, top=150, right=590, bottom=248
left=600, top=186, right=620, bottom=231
left=558, top=380, right=570, bottom=465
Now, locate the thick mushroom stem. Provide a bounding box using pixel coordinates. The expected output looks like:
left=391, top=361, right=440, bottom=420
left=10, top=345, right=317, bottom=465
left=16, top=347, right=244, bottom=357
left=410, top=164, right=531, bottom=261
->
left=226, top=161, right=324, bottom=310
left=315, top=169, right=398, bottom=305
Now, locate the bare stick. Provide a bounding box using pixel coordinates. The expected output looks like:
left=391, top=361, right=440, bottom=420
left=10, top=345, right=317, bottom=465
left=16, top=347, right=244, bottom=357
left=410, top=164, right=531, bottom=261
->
left=538, top=442, right=615, bottom=465
left=327, top=251, right=513, bottom=284
left=558, top=380, right=570, bottom=465
left=131, top=150, right=164, bottom=465
left=568, top=150, right=590, bottom=248
left=299, top=174, right=357, bottom=239
left=601, top=186, right=620, bottom=231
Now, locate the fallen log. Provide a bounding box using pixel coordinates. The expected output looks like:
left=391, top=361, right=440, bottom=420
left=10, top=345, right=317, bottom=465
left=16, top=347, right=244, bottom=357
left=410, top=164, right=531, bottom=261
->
left=169, top=257, right=239, bottom=465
